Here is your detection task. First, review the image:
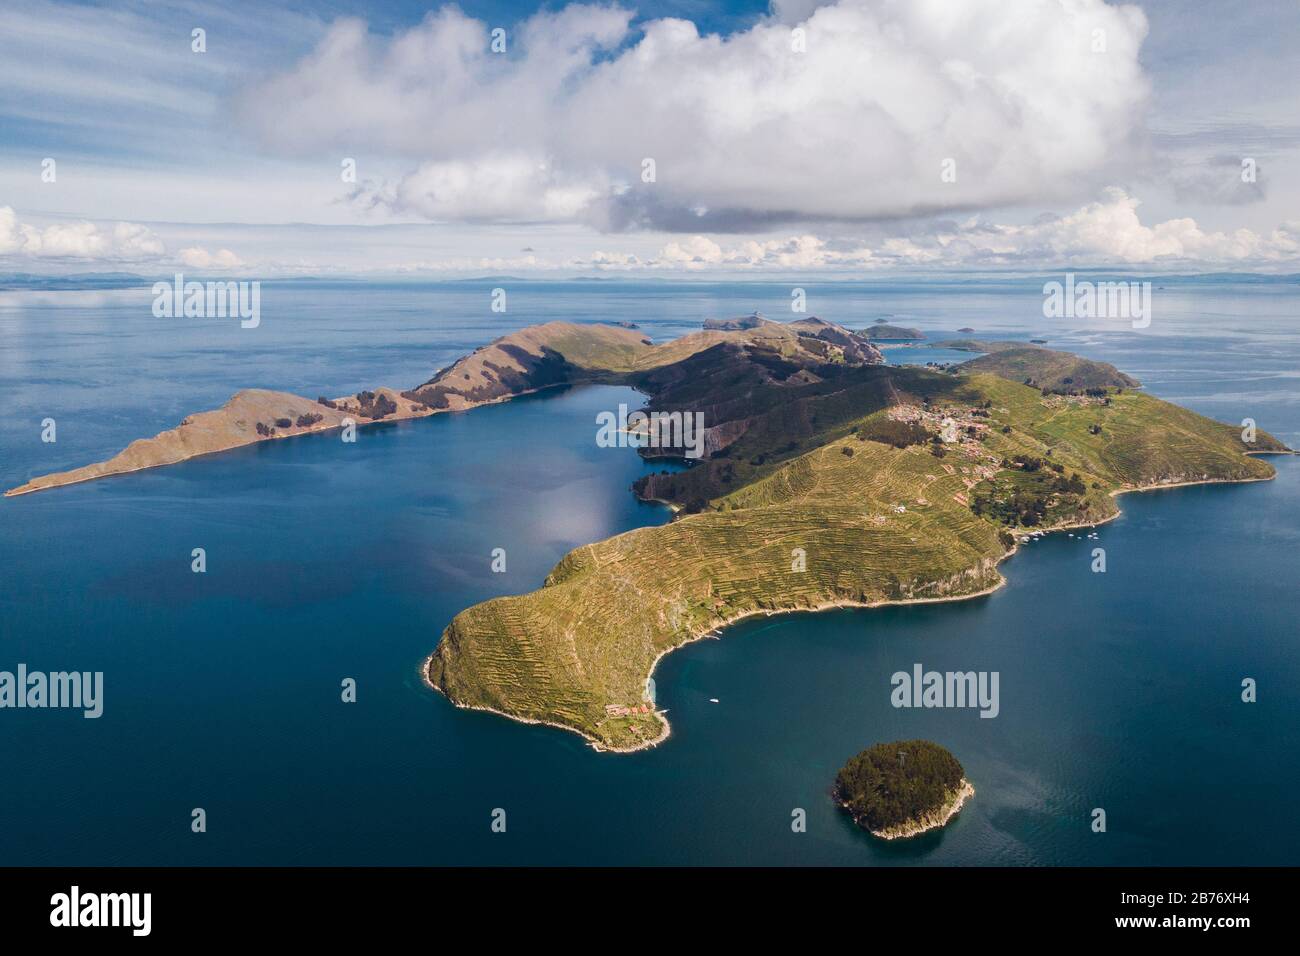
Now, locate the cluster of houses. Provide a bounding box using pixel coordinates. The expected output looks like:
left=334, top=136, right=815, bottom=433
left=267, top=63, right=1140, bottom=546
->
left=605, top=703, right=653, bottom=718
left=853, top=402, right=1022, bottom=522
left=888, top=402, right=993, bottom=447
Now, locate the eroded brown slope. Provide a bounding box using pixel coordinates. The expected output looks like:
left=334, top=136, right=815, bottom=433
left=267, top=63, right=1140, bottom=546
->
left=5, top=388, right=430, bottom=497
left=6, top=317, right=881, bottom=496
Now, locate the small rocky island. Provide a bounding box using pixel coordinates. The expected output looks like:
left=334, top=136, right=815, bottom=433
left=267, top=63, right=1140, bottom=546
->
left=834, top=740, right=974, bottom=839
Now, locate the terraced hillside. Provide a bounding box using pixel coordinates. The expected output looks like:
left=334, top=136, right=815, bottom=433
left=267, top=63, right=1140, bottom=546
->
left=427, top=334, right=1288, bottom=751
left=958, top=343, right=1140, bottom=392
left=430, top=426, right=1009, bottom=750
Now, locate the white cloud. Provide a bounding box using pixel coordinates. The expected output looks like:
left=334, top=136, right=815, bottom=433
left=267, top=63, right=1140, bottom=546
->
left=112, top=222, right=166, bottom=259
left=387, top=252, right=547, bottom=273
left=393, top=153, right=606, bottom=222
left=920, top=188, right=1300, bottom=265
left=573, top=189, right=1300, bottom=270
left=236, top=0, right=1153, bottom=230
left=8, top=188, right=1291, bottom=277
left=0, top=206, right=165, bottom=260
left=654, top=235, right=725, bottom=268
left=177, top=246, right=246, bottom=270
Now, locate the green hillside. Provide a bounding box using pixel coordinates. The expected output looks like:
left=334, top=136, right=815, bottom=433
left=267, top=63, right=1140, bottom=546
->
left=426, top=328, right=1288, bottom=750
left=961, top=345, right=1139, bottom=392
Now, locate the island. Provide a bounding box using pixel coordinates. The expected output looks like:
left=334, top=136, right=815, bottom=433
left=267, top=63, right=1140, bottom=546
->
left=834, top=740, right=973, bottom=839
left=933, top=340, right=1141, bottom=392
left=6, top=317, right=1291, bottom=753
left=935, top=338, right=1037, bottom=352
left=861, top=320, right=925, bottom=341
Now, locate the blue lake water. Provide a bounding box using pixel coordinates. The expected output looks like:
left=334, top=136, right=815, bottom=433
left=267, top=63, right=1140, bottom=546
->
left=1, top=277, right=1297, bottom=865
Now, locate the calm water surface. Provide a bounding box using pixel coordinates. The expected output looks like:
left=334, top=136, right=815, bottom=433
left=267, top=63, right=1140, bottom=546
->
left=1, top=278, right=1296, bottom=864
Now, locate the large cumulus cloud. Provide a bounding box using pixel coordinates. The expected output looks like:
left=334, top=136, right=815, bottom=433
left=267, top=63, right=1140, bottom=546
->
left=233, top=0, right=1152, bottom=230
left=0, top=207, right=165, bottom=260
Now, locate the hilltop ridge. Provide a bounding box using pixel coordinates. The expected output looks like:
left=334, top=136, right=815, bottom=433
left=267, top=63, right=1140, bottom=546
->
left=4, top=387, right=430, bottom=497
left=5, top=317, right=881, bottom=497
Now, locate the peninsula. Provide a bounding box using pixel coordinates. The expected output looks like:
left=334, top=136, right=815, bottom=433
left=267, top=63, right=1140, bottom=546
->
left=424, top=322, right=1285, bottom=750
left=6, top=317, right=1290, bottom=754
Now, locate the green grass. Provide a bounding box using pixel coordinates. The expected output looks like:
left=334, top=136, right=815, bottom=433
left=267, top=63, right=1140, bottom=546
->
left=427, top=345, right=1287, bottom=750
left=431, top=433, right=1007, bottom=750
left=961, top=346, right=1139, bottom=391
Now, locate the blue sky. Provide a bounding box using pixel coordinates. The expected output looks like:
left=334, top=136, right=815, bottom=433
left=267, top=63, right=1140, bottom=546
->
left=2, top=0, right=1298, bottom=275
